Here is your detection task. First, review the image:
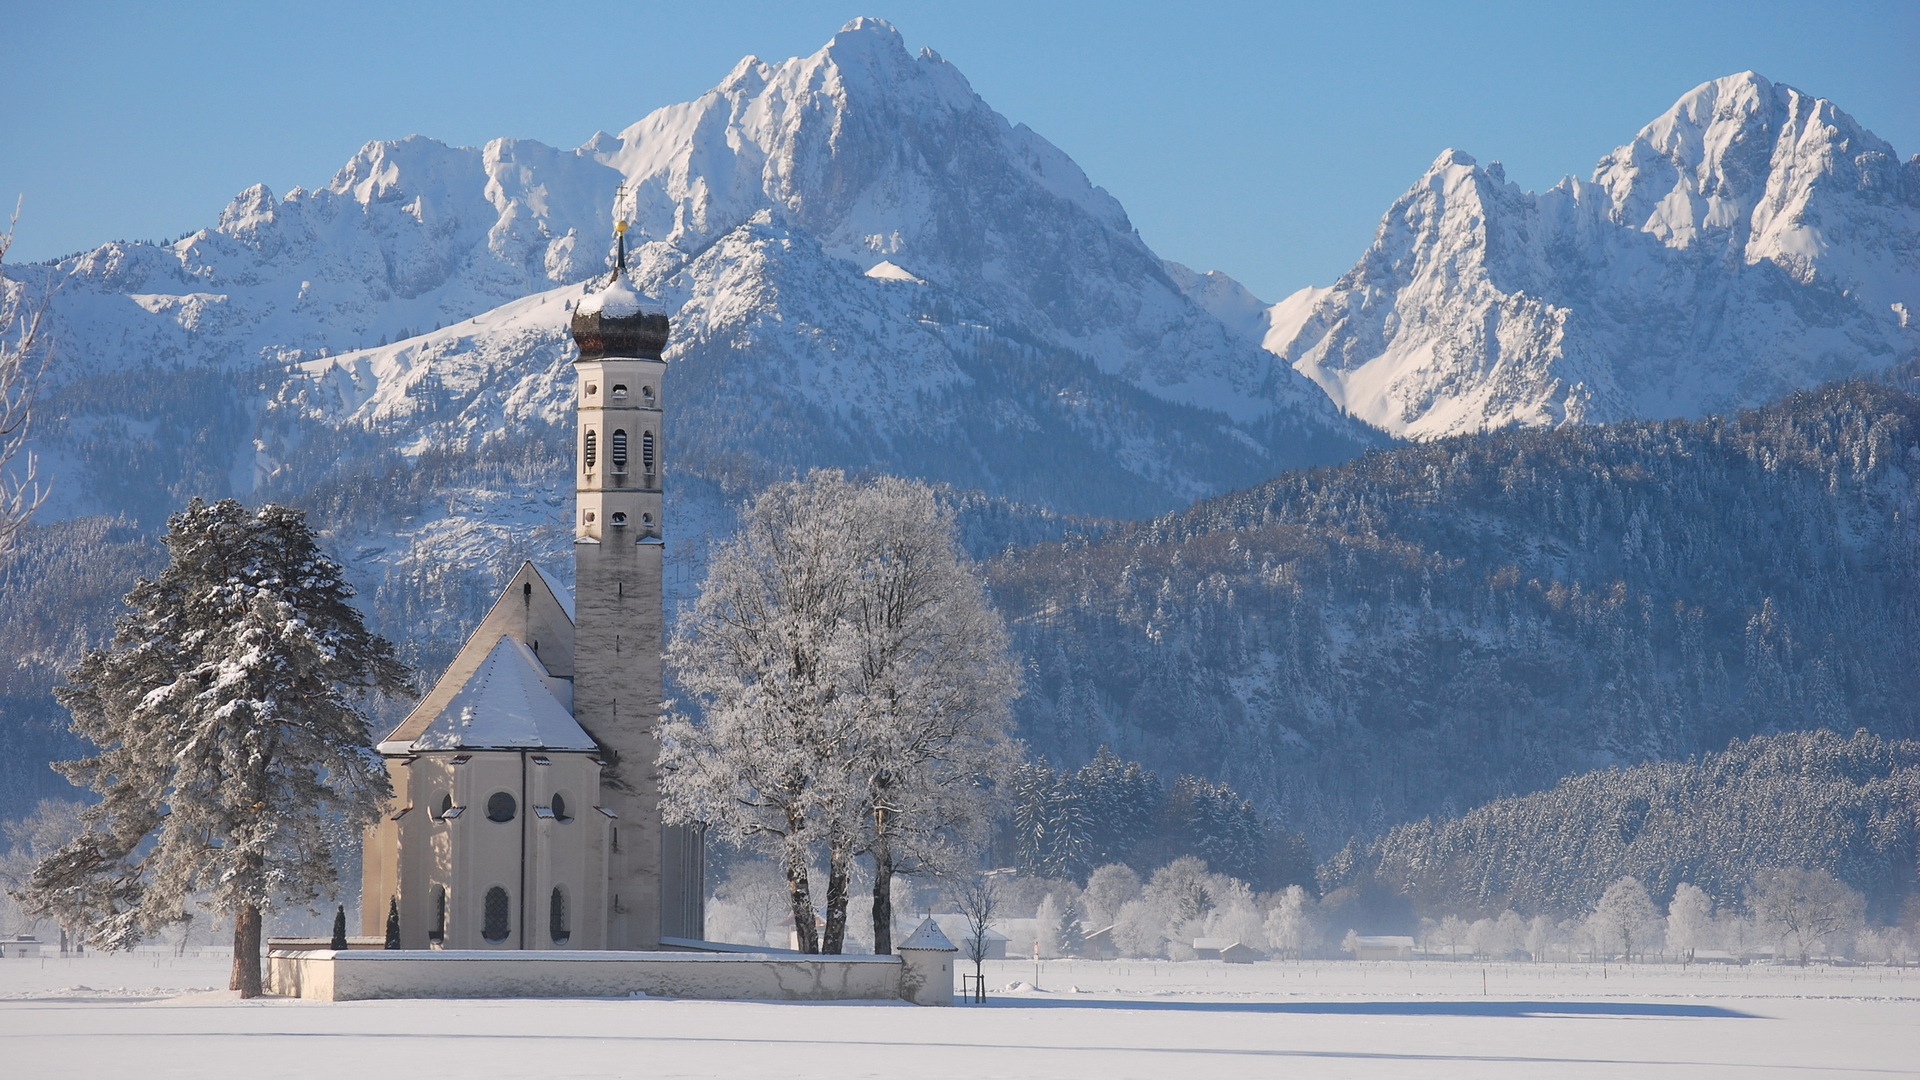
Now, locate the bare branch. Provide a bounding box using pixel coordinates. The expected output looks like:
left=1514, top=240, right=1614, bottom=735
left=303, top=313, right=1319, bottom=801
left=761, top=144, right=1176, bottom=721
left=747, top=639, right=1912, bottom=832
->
left=0, top=197, right=50, bottom=561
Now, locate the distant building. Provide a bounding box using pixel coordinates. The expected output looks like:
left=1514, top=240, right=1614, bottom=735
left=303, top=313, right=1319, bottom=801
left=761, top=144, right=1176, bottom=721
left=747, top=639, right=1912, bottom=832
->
left=929, top=915, right=1008, bottom=959
left=1081, top=924, right=1118, bottom=960
left=1191, top=937, right=1233, bottom=960
left=1349, top=935, right=1416, bottom=960
left=1219, top=942, right=1263, bottom=964
left=1, top=935, right=43, bottom=958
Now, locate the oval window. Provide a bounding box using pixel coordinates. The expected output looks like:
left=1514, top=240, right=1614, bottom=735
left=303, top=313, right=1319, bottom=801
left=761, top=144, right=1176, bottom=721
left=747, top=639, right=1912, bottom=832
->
left=437, top=793, right=453, bottom=821
left=486, top=792, right=517, bottom=823
left=552, top=793, right=569, bottom=822
left=483, top=886, right=511, bottom=943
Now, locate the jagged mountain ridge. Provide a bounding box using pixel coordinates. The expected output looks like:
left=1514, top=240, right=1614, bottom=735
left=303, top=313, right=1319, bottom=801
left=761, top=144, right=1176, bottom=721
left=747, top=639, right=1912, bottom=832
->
left=988, top=381, right=1920, bottom=851
left=0, top=20, right=1379, bottom=819
left=1261, top=72, right=1920, bottom=438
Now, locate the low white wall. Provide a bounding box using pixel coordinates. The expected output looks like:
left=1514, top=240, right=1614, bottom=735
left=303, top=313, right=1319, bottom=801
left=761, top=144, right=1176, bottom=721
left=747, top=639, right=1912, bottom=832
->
left=268, top=949, right=910, bottom=1003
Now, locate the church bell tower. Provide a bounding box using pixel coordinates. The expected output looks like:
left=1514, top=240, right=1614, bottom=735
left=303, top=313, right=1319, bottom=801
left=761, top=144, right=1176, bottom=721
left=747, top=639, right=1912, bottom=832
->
left=568, top=207, right=702, bottom=947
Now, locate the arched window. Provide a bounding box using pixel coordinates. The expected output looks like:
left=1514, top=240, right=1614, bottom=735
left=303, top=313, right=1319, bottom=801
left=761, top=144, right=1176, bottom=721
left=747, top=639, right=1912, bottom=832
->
left=430, top=885, right=447, bottom=943
left=610, top=429, right=629, bottom=472
left=583, top=429, right=597, bottom=470
left=611, top=384, right=628, bottom=400
left=486, top=792, right=517, bottom=823
left=550, top=887, right=570, bottom=945
left=610, top=512, right=627, bottom=528
left=551, top=793, right=570, bottom=822
left=483, top=887, right=511, bottom=943
left=642, top=430, right=656, bottom=474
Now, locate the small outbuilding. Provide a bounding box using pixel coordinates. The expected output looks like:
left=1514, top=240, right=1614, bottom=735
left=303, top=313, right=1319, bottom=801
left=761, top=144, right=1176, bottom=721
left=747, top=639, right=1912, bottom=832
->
left=1, top=935, right=43, bottom=958
left=1349, top=935, right=1417, bottom=961
left=1219, top=942, right=1264, bottom=964
left=1081, top=924, right=1118, bottom=960
left=930, top=915, right=1008, bottom=959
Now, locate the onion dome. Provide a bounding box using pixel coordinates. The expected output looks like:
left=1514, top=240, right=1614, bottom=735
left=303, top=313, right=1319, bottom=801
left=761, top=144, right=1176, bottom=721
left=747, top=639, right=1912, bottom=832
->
left=571, top=218, right=670, bottom=361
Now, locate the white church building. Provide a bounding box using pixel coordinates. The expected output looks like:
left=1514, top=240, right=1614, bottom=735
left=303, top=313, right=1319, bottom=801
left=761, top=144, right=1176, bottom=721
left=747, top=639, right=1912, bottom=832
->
left=359, top=223, right=703, bottom=951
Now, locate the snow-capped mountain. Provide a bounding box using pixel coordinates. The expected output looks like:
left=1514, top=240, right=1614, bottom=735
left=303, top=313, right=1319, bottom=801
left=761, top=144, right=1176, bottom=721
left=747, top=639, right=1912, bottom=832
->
left=1263, top=73, right=1920, bottom=438
left=21, top=18, right=1371, bottom=527
left=1, top=19, right=1379, bottom=786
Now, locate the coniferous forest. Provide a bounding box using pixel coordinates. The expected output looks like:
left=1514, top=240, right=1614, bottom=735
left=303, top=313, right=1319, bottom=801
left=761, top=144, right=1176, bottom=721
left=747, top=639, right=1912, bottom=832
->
left=991, top=382, right=1920, bottom=855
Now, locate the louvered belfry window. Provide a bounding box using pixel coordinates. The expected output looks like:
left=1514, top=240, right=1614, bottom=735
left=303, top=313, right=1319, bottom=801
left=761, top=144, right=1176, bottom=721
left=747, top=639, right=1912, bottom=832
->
left=583, top=429, right=597, bottom=470
left=483, top=887, right=510, bottom=943
left=611, top=429, right=629, bottom=472
left=643, top=430, right=656, bottom=474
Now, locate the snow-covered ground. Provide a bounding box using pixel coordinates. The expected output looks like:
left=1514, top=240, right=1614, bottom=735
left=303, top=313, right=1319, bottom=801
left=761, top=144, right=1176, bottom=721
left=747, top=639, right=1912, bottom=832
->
left=0, top=953, right=1913, bottom=1078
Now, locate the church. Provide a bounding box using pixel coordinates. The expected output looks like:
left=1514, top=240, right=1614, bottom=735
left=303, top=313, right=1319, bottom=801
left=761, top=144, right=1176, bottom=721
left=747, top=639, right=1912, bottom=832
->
left=359, top=220, right=703, bottom=950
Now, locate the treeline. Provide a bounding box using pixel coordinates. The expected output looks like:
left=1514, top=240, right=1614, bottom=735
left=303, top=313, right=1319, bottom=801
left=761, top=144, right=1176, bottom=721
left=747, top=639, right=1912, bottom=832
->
left=1332, top=730, right=1920, bottom=924
left=1005, top=747, right=1313, bottom=891
left=992, top=381, right=1920, bottom=850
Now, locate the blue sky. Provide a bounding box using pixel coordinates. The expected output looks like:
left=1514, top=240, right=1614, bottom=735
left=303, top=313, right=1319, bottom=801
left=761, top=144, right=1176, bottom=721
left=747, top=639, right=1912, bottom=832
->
left=2, top=0, right=1914, bottom=301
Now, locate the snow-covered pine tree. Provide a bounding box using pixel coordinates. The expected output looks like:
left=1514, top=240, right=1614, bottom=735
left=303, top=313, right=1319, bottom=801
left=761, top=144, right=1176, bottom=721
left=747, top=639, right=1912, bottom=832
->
left=19, top=499, right=409, bottom=996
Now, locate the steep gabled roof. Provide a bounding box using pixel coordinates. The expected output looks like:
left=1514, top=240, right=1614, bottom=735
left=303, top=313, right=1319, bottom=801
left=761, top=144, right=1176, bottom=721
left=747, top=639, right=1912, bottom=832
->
left=380, top=561, right=576, bottom=750
left=399, top=635, right=596, bottom=753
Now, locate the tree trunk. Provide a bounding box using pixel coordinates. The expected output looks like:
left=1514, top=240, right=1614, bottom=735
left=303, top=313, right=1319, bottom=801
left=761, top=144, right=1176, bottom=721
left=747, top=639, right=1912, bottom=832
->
left=231, top=903, right=263, bottom=998
left=870, top=820, right=895, bottom=955
left=783, top=839, right=818, bottom=954
left=821, top=844, right=850, bottom=955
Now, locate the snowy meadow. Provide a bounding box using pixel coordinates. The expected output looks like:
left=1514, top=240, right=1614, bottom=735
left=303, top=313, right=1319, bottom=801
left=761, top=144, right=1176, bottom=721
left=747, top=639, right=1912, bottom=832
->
left=1, top=951, right=1913, bottom=1079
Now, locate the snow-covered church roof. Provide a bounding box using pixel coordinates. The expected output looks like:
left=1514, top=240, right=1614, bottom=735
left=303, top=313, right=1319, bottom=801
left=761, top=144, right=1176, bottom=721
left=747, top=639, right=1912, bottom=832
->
left=391, top=635, right=597, bottom=753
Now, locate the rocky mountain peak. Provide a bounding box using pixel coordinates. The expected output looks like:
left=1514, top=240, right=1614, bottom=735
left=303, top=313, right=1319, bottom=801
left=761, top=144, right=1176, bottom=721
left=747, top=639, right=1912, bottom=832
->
left=1267, top=72, right=1919, bottom=439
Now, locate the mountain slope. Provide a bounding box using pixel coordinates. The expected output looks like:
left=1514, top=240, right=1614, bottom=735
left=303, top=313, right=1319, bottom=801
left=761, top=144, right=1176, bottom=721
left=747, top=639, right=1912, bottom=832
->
left=989, top=381, right=1920, bottom=849
left=1265, top=73, right=1920, bottom=438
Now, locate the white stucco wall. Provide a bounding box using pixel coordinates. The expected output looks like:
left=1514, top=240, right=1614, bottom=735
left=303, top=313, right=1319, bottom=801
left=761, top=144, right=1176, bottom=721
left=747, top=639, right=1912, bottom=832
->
left=267, top=949, right=911, bottom=1003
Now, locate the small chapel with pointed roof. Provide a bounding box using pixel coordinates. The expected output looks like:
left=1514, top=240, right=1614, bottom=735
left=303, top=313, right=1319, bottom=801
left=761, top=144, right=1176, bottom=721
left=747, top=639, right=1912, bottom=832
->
left=359, top=216, right=703, bottom=951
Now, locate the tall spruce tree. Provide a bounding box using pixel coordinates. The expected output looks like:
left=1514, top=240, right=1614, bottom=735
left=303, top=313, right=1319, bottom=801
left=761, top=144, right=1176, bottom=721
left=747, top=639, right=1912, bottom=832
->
left=19, top=499, right=409, bottom=996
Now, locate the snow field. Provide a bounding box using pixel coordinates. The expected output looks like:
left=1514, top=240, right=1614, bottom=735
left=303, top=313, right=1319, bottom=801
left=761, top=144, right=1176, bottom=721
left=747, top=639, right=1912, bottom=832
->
left=1, top=953, right=1913, bottom=1079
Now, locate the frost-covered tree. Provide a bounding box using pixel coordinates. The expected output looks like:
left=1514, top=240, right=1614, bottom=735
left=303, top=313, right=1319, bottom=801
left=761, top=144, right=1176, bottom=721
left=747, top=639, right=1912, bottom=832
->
left=18, top=499, right=409, bottom=996
left=660, top=472, right=1019, bottom=954
left=1110, top=898, right=1167, bottom=958
left=1264, top=884, right=1311, bottom=958
left=1081, top=862, right=1142, bottom=927
left=1666, top=883, right=1714, bottom=962
left=1749, top=867, right=1865, bottom=965
left=0, top=204, right=47, bottom=562
left=1525, top=914, right=1553, bottom=961
left=1589, top=876, right=1662, bottom=961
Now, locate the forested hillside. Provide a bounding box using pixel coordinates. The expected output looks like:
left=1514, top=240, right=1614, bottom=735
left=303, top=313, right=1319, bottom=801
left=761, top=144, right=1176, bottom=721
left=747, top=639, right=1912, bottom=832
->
left=1340, top=730, right=1920, bottom=924
left=992, top=382, right=1920, bottom=849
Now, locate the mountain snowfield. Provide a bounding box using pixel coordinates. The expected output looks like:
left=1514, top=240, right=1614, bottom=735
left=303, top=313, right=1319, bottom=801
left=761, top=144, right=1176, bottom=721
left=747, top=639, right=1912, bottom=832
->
left=1263, top=72, right=1920, bottom=438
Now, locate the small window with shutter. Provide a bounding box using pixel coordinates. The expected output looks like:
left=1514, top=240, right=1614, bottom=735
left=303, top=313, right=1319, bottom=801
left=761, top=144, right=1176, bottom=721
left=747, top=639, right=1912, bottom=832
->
left=611, top=430, right=629, bottom=473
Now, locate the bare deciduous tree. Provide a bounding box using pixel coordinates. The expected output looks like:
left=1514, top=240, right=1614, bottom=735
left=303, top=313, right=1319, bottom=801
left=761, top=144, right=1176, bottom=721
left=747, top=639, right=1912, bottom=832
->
left=1750, top=867, right=1865, bottom=965
left=0, top=201, right=48, bottom=560
left=660, top=471, right=1018, bottom=955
